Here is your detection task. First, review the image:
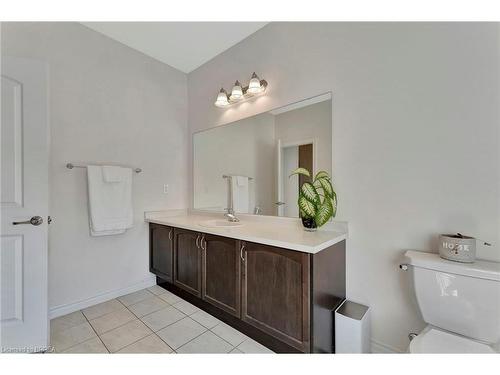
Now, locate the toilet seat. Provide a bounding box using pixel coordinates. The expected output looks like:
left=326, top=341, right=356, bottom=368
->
left=409, top=326, right=496, bottom=353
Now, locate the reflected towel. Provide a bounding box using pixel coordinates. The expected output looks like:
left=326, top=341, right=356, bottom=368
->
left=231, top=175, right=249, bottom=214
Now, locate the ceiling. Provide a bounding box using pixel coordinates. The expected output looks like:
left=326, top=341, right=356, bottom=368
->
left=82, top=22, right=268, bottom=73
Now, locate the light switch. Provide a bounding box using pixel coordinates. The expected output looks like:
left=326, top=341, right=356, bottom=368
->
left=163, top=184, right=169, bottom=194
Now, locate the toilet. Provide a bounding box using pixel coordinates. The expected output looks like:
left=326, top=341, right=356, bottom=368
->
left=404, top=250, right=500, bottom=353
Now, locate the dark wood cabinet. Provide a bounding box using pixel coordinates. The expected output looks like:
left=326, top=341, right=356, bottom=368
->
left=173, top=228, right=202, bottom=297
left=150, top=222, right=345, bottom=353
left=241, top=241, right=311, bottom=352
left=149, top=224, right=173, bottom=282
left=201, top=234, right=241, bottom=317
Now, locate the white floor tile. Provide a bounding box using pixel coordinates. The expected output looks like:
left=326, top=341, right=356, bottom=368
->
left=128, top=296, right=169, bottom=317
left=62, top=337, right=108, bottom=353
left=211, top=322, right=248, bottom=346
left=157, top=290, right=182, bottom=304
left=147, top=285, right=167, bottom=296
left=173, top=300, right=199, bottom=315
left=140, top=306, right=186, bottom=332
left=156, top=317, right=206, bottom=349
left=177, top=331, right=233, bottom=354
left=237, top=338, right=274, bottom=353
left=50, top=311, right=87, bottom=334
left=117, top=334, right=174, bottom=353
left=50, top=321, right=97, bottom=352
left=190, top=310, right=221, bottom=329
left=118, top=289, right=154, bottom=306
left=99, top=320, right=152, bottom=353
left=82, top=299, right=124, bottom=320
left=89, top=307, right=136, bottom=335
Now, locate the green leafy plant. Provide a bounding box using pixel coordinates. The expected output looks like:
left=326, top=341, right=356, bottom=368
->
left=289, top=168, right=337, bottom=228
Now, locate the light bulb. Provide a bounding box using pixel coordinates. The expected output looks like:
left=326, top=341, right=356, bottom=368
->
left=214, top=88, right=229, bottom=107
left=247, top=72, right=262, bottom=94
left=230, top=80, right=243, bottom=101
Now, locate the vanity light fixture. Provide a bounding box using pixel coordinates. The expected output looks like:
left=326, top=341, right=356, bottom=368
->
left=214, top=72, right=268, bottom=108
left=247, top=72, right=264, bottom=94
left=230, top=80, right=243, bottom=101
left=215, top=88, right=229, bottom=108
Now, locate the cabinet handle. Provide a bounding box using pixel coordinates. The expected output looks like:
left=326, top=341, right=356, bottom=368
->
left=201, top=235, right=206, bottom=251
left=168, top=229, right=172, bottom=241
left=196, top=234, right=200, bottom=248
left=240, top=243, right=246, bottom=261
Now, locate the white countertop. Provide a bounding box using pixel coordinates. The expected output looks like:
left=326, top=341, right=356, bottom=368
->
left=145, top=210, right=347, bottom=254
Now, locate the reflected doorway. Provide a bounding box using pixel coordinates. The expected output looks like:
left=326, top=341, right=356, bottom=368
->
left=277, top=141, right=314, bottom=217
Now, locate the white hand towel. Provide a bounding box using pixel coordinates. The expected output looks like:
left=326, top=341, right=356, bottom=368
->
left=87, top=165, right=133, bottom=236
left=102, top=165, right=129, bottom=182
left=231, top=175, right=250, bottom=214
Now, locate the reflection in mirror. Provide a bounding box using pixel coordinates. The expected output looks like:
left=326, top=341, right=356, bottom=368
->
left=193, top=93, right=332, bottom=218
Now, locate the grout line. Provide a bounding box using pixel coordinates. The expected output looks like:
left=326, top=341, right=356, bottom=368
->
left=86, top=306, right=138, bottom=336
left=208, top=327, right=247, bottom=348
left=102, top=321, right=154, bottom=353
left=113, top=332, right=174, bottom=354
left=171, top=328, right=213, bottom=353
left=81, top=309, right=110, bottom=353
left=127, top=304, right=171, bottom=320
left=116, top=289, right=156, bottom=309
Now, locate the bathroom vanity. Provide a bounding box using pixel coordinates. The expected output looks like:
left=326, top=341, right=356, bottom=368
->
left=146, top=212, right=347, bottom=353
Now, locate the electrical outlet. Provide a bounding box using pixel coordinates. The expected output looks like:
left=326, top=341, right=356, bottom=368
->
left=163, top=184, right=169, bottom=194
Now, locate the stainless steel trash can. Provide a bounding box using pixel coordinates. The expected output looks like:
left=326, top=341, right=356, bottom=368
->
left=335, top=300, right=370, bottom=353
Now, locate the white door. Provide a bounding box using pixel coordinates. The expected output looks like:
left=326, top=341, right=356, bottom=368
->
left=275, top=139, right=285, bottom=216
left=282, top=146, right=299, bottom=217
left=1, top=57, right=49, bottom=353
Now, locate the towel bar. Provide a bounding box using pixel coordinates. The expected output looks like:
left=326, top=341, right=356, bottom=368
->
left=222, top=174, right=253, bottom=180
left=66, top=163, right=142, bottom=173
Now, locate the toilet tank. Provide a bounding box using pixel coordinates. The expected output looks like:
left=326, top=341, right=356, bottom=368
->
left=405, top=250, right=500, bottom=344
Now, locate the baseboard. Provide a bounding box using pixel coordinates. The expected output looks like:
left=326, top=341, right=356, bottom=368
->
left=370, top=339, right=403, bottom=354
left=49, top=276, right=157, bottom=319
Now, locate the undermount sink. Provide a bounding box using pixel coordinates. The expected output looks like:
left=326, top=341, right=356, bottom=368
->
left=198, top=219, right=244, bottom=228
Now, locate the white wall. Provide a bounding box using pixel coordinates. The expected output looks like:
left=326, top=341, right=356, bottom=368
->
left=1, top=23, right=189, bottom=314
left=188, top=23, right=499, bottom=352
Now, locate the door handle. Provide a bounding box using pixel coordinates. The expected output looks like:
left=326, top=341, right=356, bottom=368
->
left=12, top=216, right=43, bottom=226
left=275, top=202, right=285, bottom=206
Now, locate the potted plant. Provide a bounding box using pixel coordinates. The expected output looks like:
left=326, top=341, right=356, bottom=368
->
left=289, top=168, right=337, bottom=231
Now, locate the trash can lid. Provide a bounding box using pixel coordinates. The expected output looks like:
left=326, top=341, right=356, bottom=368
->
left=336, top=300, right=369, bottom=320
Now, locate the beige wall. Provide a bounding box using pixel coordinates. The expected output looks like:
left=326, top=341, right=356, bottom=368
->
left=1, top=22, right=189, bottom=315
left=188, top=22, right=499, bottom=352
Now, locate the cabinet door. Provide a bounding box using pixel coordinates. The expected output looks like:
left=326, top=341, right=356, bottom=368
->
left=149, top=224, right=173, bottom=282
left=201, top=234, right=241, bottom=317
left=241, top=241, right=310, bottom=352
left=173, top=228, right=202, bottom=297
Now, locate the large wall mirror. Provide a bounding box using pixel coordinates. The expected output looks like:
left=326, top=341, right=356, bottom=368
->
left=193, top=92, right=332, bottom=217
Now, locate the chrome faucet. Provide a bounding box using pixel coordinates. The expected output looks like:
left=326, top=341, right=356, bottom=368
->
left=225, top=211, right=240, bottom=222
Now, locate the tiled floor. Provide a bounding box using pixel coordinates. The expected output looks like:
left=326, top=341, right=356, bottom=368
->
left=50, top=285, right=274, bottom=354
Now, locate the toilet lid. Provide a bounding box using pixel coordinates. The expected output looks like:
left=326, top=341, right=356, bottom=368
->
left=410, top=327, right=496, bottom=353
